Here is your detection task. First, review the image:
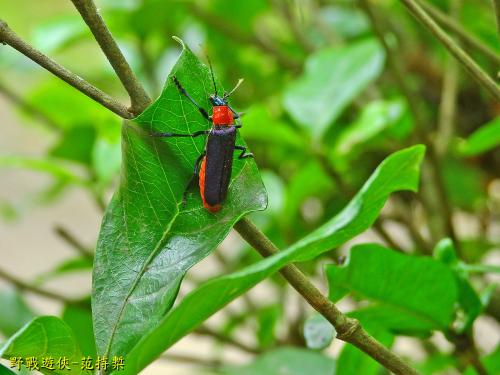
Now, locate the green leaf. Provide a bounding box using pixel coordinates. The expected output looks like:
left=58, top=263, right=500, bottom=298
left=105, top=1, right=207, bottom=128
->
left=0, top=156, right=87, bottom=186
left=0, top=289, right=35, bottom=337
left=256, top=305, right=281, bottom=349
left=336, top=329, right=392, bottom=375
left=0, top=316, right=87, bottom=375
left=333, top=98, right=407, bottom=158
left=433, top=239, right=483, bottom=332
left=326, top=244, right=458, bottom=331
left=223, top=348, right=335, bottom=375
left=50, top=126, right=96, bottom=165
left=283, top=39, right=385, bottom=137
left=92, top=39, right=267, bottom=359
left=35, top=257, right=93, bottom=284
left=303, top=314, right=335, bottom=350
left=0, top=364, right=16, bottom=375
left=460, top=117, right=500, bottom=156
left=62, top=305, right=96, bottom=358
left=111, top=145, right=424, bottom=374
left=31, top=15, right=87, bottom=53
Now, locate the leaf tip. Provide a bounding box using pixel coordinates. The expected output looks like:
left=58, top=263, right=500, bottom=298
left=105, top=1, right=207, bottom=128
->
left=171, top=36, right=186, bottom=50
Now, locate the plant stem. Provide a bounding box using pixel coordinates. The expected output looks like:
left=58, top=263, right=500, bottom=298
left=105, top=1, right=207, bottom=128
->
left=54, top=225, right=94, bottom=259
left=195, top=325, right=261, bottom=354
left=70, top=0, right=151, bottom=115
left=0, top=20, right=133, bottom=119
left=492, top=0, right=500, bottom=40
left=436, top=0, right=459, bottom=156
left=418, top=0, right=500, bottom=66
left=0, top=80, right=62, bottom=132
left=234, top=217, right=421, bottom=375
left=400, top=0, right=500, bottom=101
left=0, top=267, right=80, bottom=305
left=360, top=0, right=461, bottom=253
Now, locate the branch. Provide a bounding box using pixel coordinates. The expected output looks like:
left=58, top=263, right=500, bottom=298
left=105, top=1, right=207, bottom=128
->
left=436, top=0, right=459, bottom=156
left=0, top=80, right=61, bottom=132
left=70, top=0, right=151, bottom=115
left=0, top=267, right=82, bottom=305
left=492, top=0, right=500, bottom=40
left=360, top=0, right=461, bottom=252
left=194, top=325, right=261, bottom=355
left=400, top=0, right=500, bottom=101
left=0, top=20, right=133, bottom=119
left=234, top=217, right=420, bottom=375
left=418, top=0, right=500, bottom=66
left=54, top=225, right=94, bottom=259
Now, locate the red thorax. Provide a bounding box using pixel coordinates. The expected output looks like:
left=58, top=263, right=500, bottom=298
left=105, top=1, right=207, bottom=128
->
left=212, top=106, right=234, bottom=126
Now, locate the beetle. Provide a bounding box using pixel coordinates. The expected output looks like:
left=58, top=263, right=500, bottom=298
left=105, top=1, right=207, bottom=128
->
left=152, top=64, right=253, bottom=213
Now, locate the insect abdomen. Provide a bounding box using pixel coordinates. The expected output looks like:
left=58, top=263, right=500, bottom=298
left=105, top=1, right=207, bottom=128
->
left=199, top=126, right=236, bottom=212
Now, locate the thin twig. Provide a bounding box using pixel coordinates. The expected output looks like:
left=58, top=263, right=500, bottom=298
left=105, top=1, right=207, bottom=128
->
left=70, top=0, right=151, bottom=115
left=400, top=0, right=500, bottom=101
left=418, top=0, right=500, bottom=66
left=0, top=20, right=133, bottom=119
left=492, top=0, right=500, bottom=40
left=360, top=0, right=461, bottom=253
left=234, top=217, right=421, bottom=375
left=194, top=325, right=261, bottom=355
left=0, top=80, right=62, bottom=132
left=0, top=267, right=81, bottom=305
left=436, top=0, right=459, bottom=156
left=54, top=225, right=94, bottom=259
left=159, top=353, right=222, bottom=368
left=188, top=3, right=302, bottom=72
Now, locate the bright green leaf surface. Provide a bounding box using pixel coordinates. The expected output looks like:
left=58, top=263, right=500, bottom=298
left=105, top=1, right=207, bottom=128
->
left=0, top=363, right=16, bottom=375
left=223, top=348, right=335, bottom=375
left=336, top=329, right=392, bottom=375
left=303, top=314, right=335, bottom=350
left=0, top=317, right=87, bottom=375
left=283, top=39, right=385, bottom=137
left=92, top=40, right=267, bottom=359
left=326, top=244, right=458, bottom=330
left=333, top=98, right=406, bottom=157
left=0, top=289, right=35, bottom=337
left=113, top=145, right=424, bottom=374
left=460, top=117, right=500, bottom=156
left=62, top=305, right=96, bottom=358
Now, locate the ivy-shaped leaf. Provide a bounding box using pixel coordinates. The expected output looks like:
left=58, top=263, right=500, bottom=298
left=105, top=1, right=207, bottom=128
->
left=92, top=39, right=267, bottom=358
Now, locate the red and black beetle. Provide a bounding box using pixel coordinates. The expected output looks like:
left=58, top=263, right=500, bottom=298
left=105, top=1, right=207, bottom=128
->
left=152, top=64, right=252, bottom=213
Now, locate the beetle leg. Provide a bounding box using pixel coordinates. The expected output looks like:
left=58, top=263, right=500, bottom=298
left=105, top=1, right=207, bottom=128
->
left=235, top=145, right=254, bottom=159
left=151, top=130, right=209, bottom=138
left=172, top=76, right=211, bottom=121
left=182, top=151, right=206, bottom=205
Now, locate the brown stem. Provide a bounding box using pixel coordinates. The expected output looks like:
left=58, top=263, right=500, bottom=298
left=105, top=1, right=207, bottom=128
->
left=400, top=0, right=500, bottom=101
left=234, top=217, right=420, bottom=375
left=0, top=20, right=133, bottom=119
left=418, top=0, right=500, bottom=66
left=0, top=80, right=62, bottom=132
left=194, top=325, right=261, bottom=355
left=0, top=267, right=81, bottom=305
left=54, top=225, right=94, bottom=259
left=70, top=0, right=151, bottom=115
left=360, top=0, right=461, bottom=253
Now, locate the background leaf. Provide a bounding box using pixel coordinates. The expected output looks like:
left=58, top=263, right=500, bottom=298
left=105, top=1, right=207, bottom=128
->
left=0, top=289, right=35, bottom=337
left=326, top=244, right=458, bottom=332
left=0, top=317, right=87, bottom=375
left=283, top=39, right=385, bottom=137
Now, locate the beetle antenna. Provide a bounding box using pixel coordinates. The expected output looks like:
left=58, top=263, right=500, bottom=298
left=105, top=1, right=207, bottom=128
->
left=224, top=78, right=244, bottom=99
left=206, top=54, right=218, bottom=96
